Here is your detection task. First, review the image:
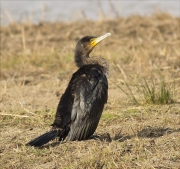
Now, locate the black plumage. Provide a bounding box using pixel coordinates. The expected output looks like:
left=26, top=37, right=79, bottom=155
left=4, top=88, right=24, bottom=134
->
left=27, top=33, right=111, bottom=147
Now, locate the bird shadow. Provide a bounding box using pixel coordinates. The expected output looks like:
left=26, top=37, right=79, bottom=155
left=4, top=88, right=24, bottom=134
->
left=90, top=132, right=133, bottom=143
left=91, top=126, right=180, bottom=143
left=39, top=141, right=61, bottom=149
left=35, top=126, right=180, bottom=149
left=137, top=126, right=180, bottom=138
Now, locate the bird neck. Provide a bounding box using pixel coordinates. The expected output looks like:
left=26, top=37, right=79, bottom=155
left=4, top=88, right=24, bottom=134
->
left=75, top=51, right=109, bottom=75
left=74, top=50, right=88, bottom=68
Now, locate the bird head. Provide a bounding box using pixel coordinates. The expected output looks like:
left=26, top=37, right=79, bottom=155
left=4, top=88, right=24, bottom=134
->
left=75, top=33, right=111, bottom=56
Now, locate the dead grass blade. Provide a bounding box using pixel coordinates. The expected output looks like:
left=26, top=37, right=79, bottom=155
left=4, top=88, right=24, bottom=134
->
left=0, top=113, right=34, bottom=118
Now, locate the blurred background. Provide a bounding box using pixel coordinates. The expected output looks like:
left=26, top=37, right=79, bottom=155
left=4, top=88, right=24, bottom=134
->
left=1, top=0, right=180, bottom=25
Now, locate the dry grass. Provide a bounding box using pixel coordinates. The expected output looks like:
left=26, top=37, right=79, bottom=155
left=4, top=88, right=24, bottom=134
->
left=0, top=13, right=180, bottom=169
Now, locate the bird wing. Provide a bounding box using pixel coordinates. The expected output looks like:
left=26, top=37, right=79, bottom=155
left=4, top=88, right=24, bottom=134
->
left=67, top=65, right=108, bottom=141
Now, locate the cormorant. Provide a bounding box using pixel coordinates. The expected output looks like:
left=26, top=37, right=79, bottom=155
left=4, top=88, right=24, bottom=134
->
left=27, top=32, right=111, bottom=147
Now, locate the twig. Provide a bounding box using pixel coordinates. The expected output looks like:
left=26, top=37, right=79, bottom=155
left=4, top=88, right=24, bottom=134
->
left=166, top=78, right=180, bottom=83
left=81, top=10, right=87, bottom=21
left=131, top=127, right=137, bottom=136
left=116, top=64, right=127, bottom=80
left=19, top=102, right=36, bottom=115
left=41, top=4, right=47, bottom=22
left=108, top=0, right=119, bottom=18
left=21, top=26, right=26, bottom=52
left=4, top=9, right=14, bottom=24
left=97, top=0, right=106, bottom=21
left=0, top=113, right=33, bottom=118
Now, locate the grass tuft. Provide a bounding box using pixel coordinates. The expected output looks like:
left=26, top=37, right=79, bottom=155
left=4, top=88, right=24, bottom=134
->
left=116, top=78, right=176, bottom=105
left=139, top=79, right=174, bottom=104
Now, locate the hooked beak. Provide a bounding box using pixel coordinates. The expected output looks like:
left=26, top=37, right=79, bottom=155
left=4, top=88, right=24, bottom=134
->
left=90, top=32, right=111, bottom=47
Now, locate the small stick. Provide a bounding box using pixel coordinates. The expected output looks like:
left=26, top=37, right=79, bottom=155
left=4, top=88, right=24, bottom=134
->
left=108, top=0, right=119, bottom=18
left=131, top=127, right=137, bottom=136
left=81, top=10, right=87, bottom=21
left=116, top=64, right=127, bottom=80
left=0, top=113, right=33, bottom=118
left=4, top=9, right=14, bottom=24
left=166, top=78, right=180, bottom=83
left=19, top=102, right=36, bottom=115
left=21, top=26, right=26, bottom=52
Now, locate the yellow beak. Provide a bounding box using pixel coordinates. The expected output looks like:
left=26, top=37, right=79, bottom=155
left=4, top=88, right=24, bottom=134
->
left=90, top=32, right=111, bottom=47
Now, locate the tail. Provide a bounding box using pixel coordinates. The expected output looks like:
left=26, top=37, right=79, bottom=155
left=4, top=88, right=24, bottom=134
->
left=26, top=130, right=59, bottom=147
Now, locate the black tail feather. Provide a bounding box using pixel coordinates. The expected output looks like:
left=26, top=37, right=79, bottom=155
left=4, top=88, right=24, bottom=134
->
left=26, top=130, right=59, bottom=147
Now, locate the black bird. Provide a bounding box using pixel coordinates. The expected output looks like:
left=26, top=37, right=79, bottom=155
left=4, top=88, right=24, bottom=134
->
left=27, top=33, right=111, bottom=147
